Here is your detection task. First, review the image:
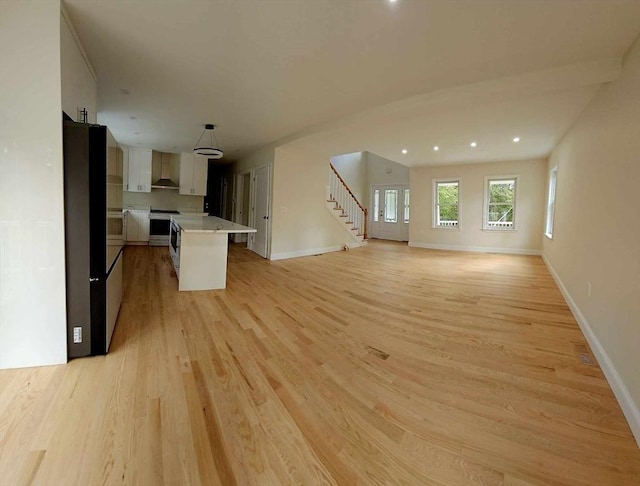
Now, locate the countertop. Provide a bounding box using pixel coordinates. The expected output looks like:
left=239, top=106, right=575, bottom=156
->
left=171, top=215, right=257, bottom=234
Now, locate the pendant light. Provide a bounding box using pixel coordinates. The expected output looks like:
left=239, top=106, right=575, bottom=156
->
left=193, top=124, right=223, bottom=159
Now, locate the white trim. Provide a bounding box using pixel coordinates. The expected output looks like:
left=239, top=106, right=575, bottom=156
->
left=408, top=242, right=540, bottom=255
left=60, top=4, right=97, bottom=81
left=271, top=245, right=350, bottom=261
left=542, top=256, right=640, bottom=448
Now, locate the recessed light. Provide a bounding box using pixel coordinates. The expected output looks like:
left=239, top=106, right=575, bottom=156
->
left=389, top=0, right=397, bottom=3
left=470, top=142, right=477, bottom=148
left=433, top=146, right=439, bottom=151
left=401, top=148, right=408, bottom=154
left=513, top=137, right=520, bottom=143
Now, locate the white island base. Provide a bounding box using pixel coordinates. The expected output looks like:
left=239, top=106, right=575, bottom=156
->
left=172, top=216, right=257, bottom=291
left=178, top=231, right=230, bottom=291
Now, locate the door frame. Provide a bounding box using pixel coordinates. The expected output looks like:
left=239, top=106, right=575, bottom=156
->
left=248, top=164, right=271, bottom=258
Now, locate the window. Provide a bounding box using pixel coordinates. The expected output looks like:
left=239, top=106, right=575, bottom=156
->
left=545, top=167, right=557, bottom=238
left=484, top=177, right=517, bottom=230
left=404, top=189, right=410, bottom=223
left=433, top=180, right=459, bottom=228
left=384, top=189, right=398, bottom=223
left=373, top=189, right=379, bottom=222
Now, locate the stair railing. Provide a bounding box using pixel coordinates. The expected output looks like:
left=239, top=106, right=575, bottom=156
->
left=328, top=163, right=368, bottom=239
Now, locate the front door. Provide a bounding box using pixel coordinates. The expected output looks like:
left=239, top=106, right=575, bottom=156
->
left=249, top=165, right=270, bottom=258
left=370, top=185, right=410, bottom=241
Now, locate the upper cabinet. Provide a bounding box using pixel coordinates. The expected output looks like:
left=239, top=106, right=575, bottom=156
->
left=106, top=129, right=123, bottom=211
left=125, top=148, right=152, bottom=192
left=179, top=153, right=208, bottom=196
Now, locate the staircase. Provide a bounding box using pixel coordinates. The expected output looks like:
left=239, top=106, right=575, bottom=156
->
left=327, top=163, right=368, bottom=245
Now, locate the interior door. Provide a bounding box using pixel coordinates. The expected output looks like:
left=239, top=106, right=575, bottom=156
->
left=250, top=165, right=270, bottom=258
left=370, top=185, right=410, bottom=241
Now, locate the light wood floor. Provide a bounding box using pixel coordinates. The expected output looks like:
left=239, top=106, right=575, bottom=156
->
left=1, top=241, right=639, bottom=485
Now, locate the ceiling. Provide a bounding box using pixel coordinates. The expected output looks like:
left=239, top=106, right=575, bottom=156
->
left=63, top=0, right=640, bottom=166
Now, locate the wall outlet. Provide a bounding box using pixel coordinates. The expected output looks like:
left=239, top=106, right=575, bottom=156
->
left=587, top=281, right=592, bottom=297
left=73, top=327, right=82, bottom=344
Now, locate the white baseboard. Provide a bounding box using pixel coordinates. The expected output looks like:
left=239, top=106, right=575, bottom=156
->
left=270, top=245, right=343, bottom=261
left=408, top=242, right=541, bottom=256
left=542, top=255, right=640, bottom=448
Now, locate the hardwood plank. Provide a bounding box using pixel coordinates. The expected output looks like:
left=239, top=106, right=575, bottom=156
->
left=1, top=241, right=638, bottom=485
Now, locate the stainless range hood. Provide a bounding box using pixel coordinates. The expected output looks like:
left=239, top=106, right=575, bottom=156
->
left=151, top=153, right=179, bottom=189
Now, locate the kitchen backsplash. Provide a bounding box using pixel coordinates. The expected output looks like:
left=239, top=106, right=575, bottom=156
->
left=123, top=190, right=204, bottom=211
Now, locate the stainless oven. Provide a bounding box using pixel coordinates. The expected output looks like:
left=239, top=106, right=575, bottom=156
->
left=149, top=209, right=179, bottom=246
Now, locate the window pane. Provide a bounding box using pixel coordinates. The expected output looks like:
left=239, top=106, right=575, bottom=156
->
left=545, top=169, right=557, bottom=236
left=489, top=180, right=515, bottom=204
left=485, top=178, right=516, bottom=230
left=438, top=204, right=458, bottom=225
left=487, top=203, right=514, bottom=226
left=384, top=189, right=398, bottom=223
left=404, top=189, right=410, bottom=223
left=436, top=181, right=459, bottom=227
left=373, top=189, right=379, bottom=222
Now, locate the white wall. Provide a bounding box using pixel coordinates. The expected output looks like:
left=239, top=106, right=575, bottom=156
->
left=410, top=159, right=546, bottom=254
left=330, top=152, right=367, bottom=204
left=60, top=8, right=97, bottom=123
left=543, top=35, right=640, bottom=443
left=366, top=152, right=410, bottom=186
left=270, top=144, right=353, bottom=259
left=235, top=145, right=275, bottom=174
left=0, top=0, right=67, bottom=368
left=366, top=151, right=410, bottom=210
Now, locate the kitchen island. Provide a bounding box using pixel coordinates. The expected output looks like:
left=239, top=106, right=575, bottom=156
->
left=170, top=216, right=256, bottom=291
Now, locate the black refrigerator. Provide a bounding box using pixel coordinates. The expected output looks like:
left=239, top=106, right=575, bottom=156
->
left=63, top=119, right=124, bottom=358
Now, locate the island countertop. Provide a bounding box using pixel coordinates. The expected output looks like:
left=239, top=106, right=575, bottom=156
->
left=171, top=215, right=257, bottom=234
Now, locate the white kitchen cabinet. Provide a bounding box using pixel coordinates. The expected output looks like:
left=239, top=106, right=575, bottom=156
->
left=125, top=210, right=150, bottom=243
left=179, top=153, right=208, bottom=196
left=126, top=148, right=152, bottom=193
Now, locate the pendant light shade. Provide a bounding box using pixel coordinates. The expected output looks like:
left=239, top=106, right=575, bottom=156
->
left=194, top=124, right=223, bottom=159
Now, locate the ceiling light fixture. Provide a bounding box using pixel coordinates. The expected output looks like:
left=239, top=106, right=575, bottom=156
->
left=513, top=137, right=520, bottom=143
left=402, top=148, right=408, bottom=154
left=433, top=146, right=439, bottom=151
left=194, top=124, right=223, bottom=159
left=470, top=141, right=477, bottom=147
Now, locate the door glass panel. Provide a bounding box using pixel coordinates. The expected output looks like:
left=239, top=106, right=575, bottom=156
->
left=384, top=189, right=398, bottom=223
left=373, top=189, right=379, bottom=222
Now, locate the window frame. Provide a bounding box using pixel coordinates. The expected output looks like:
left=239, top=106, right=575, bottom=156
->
left=432, top=178, right=460, bottom=229
left=545, top=167, right=558, bottom=239
left=403, top=188, right=410, bottom=224
left=483, top=175, right=518, bottom=231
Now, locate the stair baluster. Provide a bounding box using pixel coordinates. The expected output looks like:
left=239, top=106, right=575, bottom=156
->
left=328, top=163, right=368, bottom=239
